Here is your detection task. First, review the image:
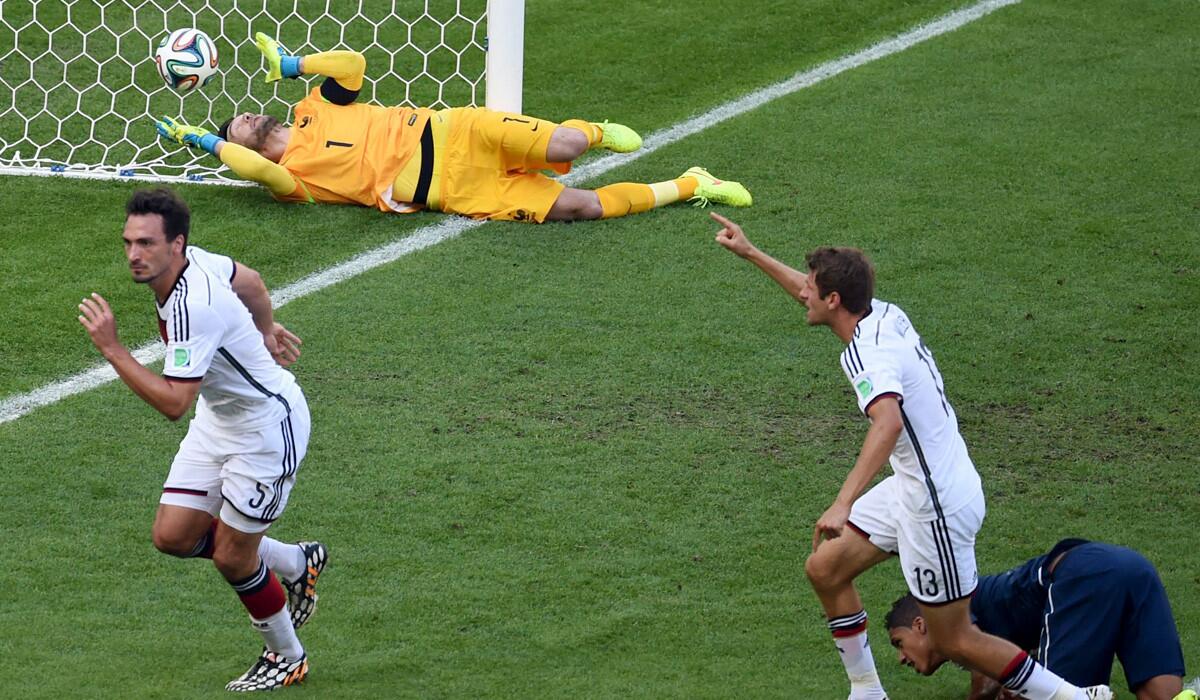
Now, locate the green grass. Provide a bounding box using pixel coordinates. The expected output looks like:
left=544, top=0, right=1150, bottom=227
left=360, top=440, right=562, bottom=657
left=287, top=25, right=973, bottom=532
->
left=1, top=0, right=1198, bottom=697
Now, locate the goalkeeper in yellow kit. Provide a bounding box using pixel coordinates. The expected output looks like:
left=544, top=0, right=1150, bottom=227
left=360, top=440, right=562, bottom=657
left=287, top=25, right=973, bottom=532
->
left=155, top=33, right=752, bottom=223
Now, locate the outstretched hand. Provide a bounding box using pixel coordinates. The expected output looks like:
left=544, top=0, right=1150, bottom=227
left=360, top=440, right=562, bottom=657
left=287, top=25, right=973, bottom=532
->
left=254, top=32, right=288, bottom=83
left=711, top=211, right=756, bottom=258
left=265, top=322, right=302, bottom=367
left=153, top=116, right=216, bottom=152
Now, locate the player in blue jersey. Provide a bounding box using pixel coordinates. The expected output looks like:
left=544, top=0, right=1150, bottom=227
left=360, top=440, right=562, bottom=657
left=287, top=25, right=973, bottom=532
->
left=78, top=188, right=328, bottom=692
left=712, top=212, right=1112, bottom=700
left=885, top=539, right=1188, bottom=700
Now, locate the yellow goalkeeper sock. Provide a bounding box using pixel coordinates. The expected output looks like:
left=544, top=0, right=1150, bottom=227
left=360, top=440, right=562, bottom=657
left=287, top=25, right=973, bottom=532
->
left=561, top=119, right=601, bottom=147
left=596, top=178, right=698, bottom=219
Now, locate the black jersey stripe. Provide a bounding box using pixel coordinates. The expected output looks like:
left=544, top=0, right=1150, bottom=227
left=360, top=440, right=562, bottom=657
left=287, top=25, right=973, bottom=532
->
left=913, top=345, right=950, bottom=416
left=899, top=407, right=945, bottom=519
left=843, top=343, right=863, bottom=375
left=850, top=341, right=865, bottom=374
left=172, top=276, right=190, bottom=341
left=875, top=303, right=891, bottom=344
left=216, top=347, right=291, bottom=413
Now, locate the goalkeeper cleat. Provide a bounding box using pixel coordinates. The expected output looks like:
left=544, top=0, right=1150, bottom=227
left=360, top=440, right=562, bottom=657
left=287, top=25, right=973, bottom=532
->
left=282, top=541, right=328, bottom=630
left=225, top=650, right=308, bottom=692
left=594, top=121, right=642, bottom=153
left=682, top=166, right=753, bottom=208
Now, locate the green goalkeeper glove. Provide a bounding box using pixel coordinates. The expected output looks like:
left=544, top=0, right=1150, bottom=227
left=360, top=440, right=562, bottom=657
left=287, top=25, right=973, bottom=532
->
left=254, top=32, right=302, bottom=83
left=154, top=116, right=221, bottom=156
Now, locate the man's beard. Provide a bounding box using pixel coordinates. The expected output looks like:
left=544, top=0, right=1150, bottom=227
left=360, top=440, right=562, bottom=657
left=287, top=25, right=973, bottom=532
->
left=249, top=115, right=281, bottom=151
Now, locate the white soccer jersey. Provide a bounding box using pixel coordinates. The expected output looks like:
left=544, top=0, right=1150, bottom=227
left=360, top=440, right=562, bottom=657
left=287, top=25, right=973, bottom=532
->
left=840, top=299, right=981, bottom=522
left=156, top=246, right=300, bottom=431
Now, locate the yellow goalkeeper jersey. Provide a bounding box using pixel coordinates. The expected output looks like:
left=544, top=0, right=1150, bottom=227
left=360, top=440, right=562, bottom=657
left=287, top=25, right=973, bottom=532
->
left=275, top=87, right=434, bottom=210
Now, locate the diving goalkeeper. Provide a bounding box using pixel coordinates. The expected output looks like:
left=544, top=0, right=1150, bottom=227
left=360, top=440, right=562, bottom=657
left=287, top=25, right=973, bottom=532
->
left=155, top=33, right=752, bottom=223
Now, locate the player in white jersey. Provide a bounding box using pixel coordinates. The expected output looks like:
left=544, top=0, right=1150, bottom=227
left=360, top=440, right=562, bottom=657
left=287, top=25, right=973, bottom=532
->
left=78, top=188, right=328, bottom=692
left=711, top=212, right=1112, bottom=700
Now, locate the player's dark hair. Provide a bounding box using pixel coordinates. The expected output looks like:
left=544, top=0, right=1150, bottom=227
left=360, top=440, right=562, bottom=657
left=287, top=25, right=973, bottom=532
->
left=126, top=187, right=190, bottom=246
left=884, top=593, right=922, bottom=630
left=805, top=246, right=874, bottom=314
left=217, top=116, right=233, bottom=141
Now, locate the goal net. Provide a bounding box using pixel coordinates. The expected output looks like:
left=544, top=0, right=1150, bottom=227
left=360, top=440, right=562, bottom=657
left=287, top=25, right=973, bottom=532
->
left=0, top=0, right=523, bottom=185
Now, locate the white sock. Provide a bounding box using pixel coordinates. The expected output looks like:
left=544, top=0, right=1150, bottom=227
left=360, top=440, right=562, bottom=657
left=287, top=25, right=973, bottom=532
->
left=257, top=538, right=305, bottom=582
left=833, top=632, right=885, bottom=697
left=251, top=606, right=305, bottom=660
left=1003, top=652, right=1079, bottom=700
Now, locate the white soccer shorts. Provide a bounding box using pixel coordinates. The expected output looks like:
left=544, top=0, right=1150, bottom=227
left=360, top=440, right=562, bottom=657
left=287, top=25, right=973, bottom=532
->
left=848, top=475, right=985, bottom=605
left=159, top=396, right=310, bottom=534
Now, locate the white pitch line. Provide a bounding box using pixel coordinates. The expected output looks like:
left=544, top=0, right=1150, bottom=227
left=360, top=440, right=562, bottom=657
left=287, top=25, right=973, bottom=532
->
left=0, top=0, right=1021, bottom=426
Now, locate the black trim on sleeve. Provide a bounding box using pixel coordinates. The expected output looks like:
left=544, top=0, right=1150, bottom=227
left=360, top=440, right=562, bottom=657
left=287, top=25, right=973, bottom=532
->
left=863, top=391, right=902, bottom=416
left=412, top=120, right=434, bottom=205
left=162, top=374, right=203, bottom=383
left=320, top=76, right=359, bottom=105
left=229, top=261, right=238, bottom=285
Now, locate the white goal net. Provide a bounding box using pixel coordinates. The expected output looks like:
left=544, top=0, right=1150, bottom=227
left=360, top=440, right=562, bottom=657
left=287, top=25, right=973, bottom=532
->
left=0, top=0, right=522, bottom=185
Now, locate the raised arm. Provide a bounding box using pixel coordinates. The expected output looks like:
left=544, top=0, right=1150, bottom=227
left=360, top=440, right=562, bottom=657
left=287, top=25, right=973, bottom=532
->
left=254, top=32, right=365, bottom=103
left=711, top=212, right=810, bottom=303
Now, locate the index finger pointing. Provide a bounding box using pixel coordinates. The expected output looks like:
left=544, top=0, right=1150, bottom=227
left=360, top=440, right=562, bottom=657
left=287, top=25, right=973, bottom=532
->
left=709, top=211, right=734, bottom=226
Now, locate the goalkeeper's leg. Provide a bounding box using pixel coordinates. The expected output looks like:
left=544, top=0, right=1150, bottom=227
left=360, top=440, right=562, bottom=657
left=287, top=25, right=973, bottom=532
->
left=547, top=171, right=750, bottom=221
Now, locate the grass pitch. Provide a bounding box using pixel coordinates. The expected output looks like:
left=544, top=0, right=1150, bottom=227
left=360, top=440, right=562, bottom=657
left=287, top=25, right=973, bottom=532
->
left=1, top=1, right=1197, bottom=697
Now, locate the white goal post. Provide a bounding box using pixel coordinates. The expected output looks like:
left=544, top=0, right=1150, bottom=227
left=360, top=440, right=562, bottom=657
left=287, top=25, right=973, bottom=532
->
left=0, top=0, right=524, bottom=185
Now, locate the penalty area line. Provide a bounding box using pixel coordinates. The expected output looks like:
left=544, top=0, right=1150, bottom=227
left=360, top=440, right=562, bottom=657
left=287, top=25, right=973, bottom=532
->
left=0, top=0, right=1022, bottom=426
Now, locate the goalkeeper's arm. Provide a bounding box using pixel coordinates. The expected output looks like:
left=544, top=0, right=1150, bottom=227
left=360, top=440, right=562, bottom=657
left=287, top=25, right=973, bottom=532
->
left=153, top=116, right=298, bottom=198
left=218, top=143, right=300, bottom=198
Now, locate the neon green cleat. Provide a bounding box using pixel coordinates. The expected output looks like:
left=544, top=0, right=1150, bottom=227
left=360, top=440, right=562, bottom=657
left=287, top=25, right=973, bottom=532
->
left=1173, top=690, right=1198, bottom=700
left=682, top=166, right=753, bottom=208
left=594, top=121, right=642, bottom=153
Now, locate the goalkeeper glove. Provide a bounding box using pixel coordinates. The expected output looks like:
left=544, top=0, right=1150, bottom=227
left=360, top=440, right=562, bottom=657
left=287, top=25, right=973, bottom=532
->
left=254, top=32, right=302, bottom=83
left=154, top=116, right=222, bottom=156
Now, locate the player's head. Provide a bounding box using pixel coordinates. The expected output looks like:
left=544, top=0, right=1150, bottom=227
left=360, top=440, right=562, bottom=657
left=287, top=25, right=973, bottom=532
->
left=885, top=593, right=948, bottom=676
left=799, top=247, right=874, bottom=326
left=219, top=112, right=285, bottom=160
left=123, top=188, right=189, bottom=285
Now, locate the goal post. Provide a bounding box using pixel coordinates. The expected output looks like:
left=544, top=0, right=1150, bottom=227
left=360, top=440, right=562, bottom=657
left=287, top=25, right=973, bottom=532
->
left=0, top=0, right=524, bottom=185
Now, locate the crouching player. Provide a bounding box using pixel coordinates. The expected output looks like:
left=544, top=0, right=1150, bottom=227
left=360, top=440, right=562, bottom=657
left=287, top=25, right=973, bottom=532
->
left=78, top=188, right=328, bottom=692
left=886, top=539, right=1189, bottom=700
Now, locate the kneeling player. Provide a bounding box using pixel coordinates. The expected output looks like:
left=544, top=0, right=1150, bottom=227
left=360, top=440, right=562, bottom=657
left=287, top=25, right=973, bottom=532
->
left=78, top=188, right=328, bottom=691
left=886, top=539, right=1188, bottom=700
